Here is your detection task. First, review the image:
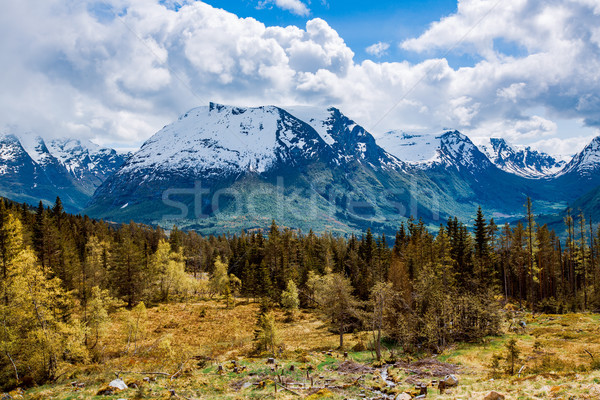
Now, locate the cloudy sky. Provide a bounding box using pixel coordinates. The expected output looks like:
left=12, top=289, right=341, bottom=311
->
left=1, top=0, right=600, bottom=156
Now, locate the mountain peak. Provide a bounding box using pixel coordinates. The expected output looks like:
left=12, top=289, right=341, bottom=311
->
left=121, top=103, right=332, bottom=178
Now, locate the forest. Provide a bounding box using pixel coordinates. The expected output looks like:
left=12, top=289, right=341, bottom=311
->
left=0, top=195, right=598, bottom=390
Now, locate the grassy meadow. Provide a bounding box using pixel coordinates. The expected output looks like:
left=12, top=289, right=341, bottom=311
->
left=7, top=299, right=600, bottom=400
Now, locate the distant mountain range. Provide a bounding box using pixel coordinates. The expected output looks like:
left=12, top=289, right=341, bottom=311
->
left=2, top=103, right=599, bottom=235
left=0, top=133, right=127, bottom=212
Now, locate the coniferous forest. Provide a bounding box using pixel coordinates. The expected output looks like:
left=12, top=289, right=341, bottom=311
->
left=0, top=195, right=599, bottom=390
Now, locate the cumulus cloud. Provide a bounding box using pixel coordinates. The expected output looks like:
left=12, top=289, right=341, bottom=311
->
left=257, top=0, right=310, bottom=16
left=0, top=0, right=599, bottom=157
left=365, top=42, right=390, bottom=58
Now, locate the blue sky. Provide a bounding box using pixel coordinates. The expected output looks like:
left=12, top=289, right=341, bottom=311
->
left=200, top=0, right=467, bottom=63
left=1, top=0, right=600, bottom=156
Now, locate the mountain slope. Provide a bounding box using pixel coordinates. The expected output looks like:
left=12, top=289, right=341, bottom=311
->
left=376, top=130, right=566, bottom=217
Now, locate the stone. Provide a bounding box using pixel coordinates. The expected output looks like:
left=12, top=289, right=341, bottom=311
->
left=266, top=358, right=276, bottom=364
left=483, top=391, right=505, bottom=400
left=108, top=378, right=128, bottom=391
left=443, top=374, right=459, bottom=387
left=395, top=393, right=412, bottom=400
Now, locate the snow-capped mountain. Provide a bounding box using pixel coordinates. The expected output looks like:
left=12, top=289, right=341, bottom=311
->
left=478, top=138, right=565, bottom=178
left=558, top=136, right=600, bottom=177
left=0, top=132, right=126, bottom=210
left=376, top=130, right=492, bottom=172
left=117, top=103, right=332, bottom=180
left=115, top=103, right=402, bottom=186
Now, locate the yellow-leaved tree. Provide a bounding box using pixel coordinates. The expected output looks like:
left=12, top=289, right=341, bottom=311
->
left=0, top=213, right=86, bottom=388
left=151, top=239, right=192, bottom=302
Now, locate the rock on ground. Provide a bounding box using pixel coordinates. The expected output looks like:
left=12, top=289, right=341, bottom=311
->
left=483, top=391, right=505, bottom=400
left=443, top=374, right=459, bottom=387
left=108, top=379, right=128, bottom=391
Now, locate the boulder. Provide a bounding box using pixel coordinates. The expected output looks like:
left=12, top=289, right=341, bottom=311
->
left=108, top=378, right=128, bottom=391
left=443, top=374, right=459, bottom=387
left=395, top=393, right=412, bottom=400
left=483, top=391, right=505, bottom=400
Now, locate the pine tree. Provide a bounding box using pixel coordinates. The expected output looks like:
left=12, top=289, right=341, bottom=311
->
left=525, top=198, right=539, bottom=307
left=112, top=229, right=144, bottom=307
left=577, top=212, right=589, bottom=309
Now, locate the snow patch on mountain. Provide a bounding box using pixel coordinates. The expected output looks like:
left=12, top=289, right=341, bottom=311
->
left=376, top=131, right=440, bottom=164
left=284, top=106, right=336, bottom=146
left=46, top=138, right=119, bottom=177
left=15, top=134, right=51, bottom=164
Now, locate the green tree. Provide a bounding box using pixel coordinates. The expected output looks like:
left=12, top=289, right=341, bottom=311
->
left=505, top=338, right=520, bottom=375
left=255, top=311, right=278, bottom=355
left=313, top=272, right=360, bottom=349
left=281, top=279, right=300, bottom=319
left=369, top=281, right=396, bottom=360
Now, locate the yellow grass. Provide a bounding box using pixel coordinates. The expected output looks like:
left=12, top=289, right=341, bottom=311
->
left=14, top=301, right=600, bottom=399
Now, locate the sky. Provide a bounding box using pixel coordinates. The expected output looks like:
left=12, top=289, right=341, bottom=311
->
left=1, top=0, right=600, bottom=157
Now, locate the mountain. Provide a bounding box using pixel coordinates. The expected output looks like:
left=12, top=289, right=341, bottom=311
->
left=558, top=136, right=600, bottom=177
left=86, top=104, right=565, bottom=234
left=45, top=138, right=128, bottom=193
left=0, top=132, right=127, bottom=211
left=478, top=138, right=565, bottom=178
left=86, top=103, right=413, bottom=234
left=543, top=135, right=600, bottom=204
left=524, top=135, right=600, bottom=234
left=5, top=102, right=597, bottom=236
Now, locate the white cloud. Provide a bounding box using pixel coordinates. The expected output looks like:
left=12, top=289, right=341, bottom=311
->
left=257, top=0, right=310, bottom=17
left=366, top=42, right=390, bottom=58
left=529, top=135, right=598, bottom=160
left=0, top=0, right=599, bottom=157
